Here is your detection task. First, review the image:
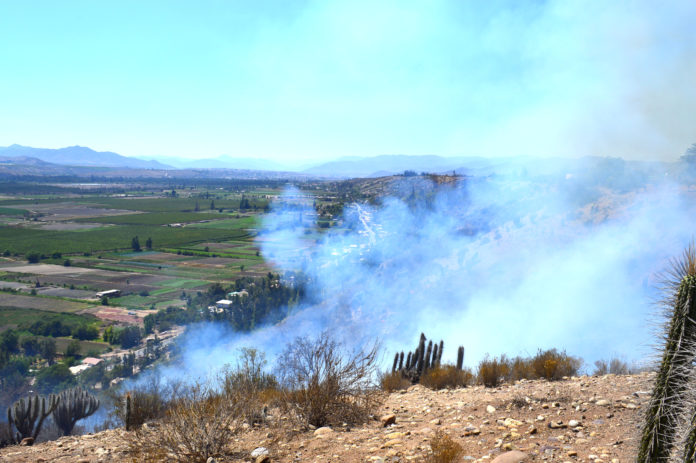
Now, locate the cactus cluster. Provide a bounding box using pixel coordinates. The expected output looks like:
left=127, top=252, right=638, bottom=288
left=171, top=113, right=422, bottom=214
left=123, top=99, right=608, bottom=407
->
left=390, top=333, right=464, bottom=384
left=638, top=246, right=696, bottom=463
left=7, top=394, right=59, bottom=442
left=52, top=387, right=100, bottom=436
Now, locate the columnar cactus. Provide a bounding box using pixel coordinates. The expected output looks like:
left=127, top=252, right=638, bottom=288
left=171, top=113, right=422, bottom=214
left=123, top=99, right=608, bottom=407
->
left=390, top=334, right=449, bottom=384
left=52, top=387, right=100, bottom=436
left=638, top=247, right=696, bottom=463
left=456, top=346, right=464, bottom=370
left=683, top=415, right=696, bottom=463
left=425, top=340, right=433, bottom=370
left=7, top=394, right=59, bottom=442
left=416, top=333, right=426, bottom=375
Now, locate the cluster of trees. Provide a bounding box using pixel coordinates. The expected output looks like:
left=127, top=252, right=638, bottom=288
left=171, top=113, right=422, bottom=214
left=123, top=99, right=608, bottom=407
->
left=131, top=236, right=153, bottom=252
left=143, top=305, right=195, bottom=335
left=0, top=329, right=74, bottom=407
left=103, top=325, right=142, bottom=349
left=141, top=273, right=308, bottom=335
left=21, top=320, right=99, bottom=341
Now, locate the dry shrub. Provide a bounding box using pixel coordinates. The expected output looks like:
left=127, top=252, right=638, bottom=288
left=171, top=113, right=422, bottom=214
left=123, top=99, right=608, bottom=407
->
left=594, top=357, right=630, bottom=375
left=421, top=365, right=473, bottom=390
left=428, top=430, right=463, bottom=463
left=112, top=375, right=181, bottom=430
left=276, top=333, right=379, bottom=428
left=131, top=383, right=242, bottom=463
left=220, top=347, right=279, bottom=425
left=477, top=349, right=581, bottom=386
left=530, top=349, right=581, bottom=380
left=509, top=395, right=527, bottom=409
left=477, top=355, right=510, bottom=387
left=509, top=356, right=534, bottom=381
left=380, top=370, right=411, bottom=392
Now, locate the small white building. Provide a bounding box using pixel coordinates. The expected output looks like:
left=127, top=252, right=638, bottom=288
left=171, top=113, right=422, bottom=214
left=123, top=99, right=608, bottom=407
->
left=69, top=357, right=104, bottom=375
left=227, top=290, right=248, bottom=299
left=96, top=289, right=121, bottom=298
left=216, top=299, right=233, bottom=309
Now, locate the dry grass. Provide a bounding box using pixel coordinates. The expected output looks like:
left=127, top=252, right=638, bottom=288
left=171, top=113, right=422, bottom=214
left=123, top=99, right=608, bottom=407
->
left=380, top=370, right=411, bottom=392
left=427, top=430, right=463, bottom=463
left=420, top=365, right=473, bottom=390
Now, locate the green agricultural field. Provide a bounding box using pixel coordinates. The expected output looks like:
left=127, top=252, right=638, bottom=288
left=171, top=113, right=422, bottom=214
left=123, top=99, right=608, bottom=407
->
left=75, top=211, right=236, bottom=225
left=187, top=216, right=258, bottom=229
left=0, top=307, right=98, bottom=331
left=53, top=337, right=110, bottom=356
left=0, top=207, right=29, bottom=216
left=80, top=196, right=266, bottom=212
left=0, top=223, right=252, bottom=255
left=154, top=278, right=208, bottom=289
left=0, top=195, right=267, bottom=213
left=0, top=293, right=93, bottom=313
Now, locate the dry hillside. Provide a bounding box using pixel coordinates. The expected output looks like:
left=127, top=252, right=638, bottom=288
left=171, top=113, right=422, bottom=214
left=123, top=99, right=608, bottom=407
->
left=0, top=372, right=652, bottom=463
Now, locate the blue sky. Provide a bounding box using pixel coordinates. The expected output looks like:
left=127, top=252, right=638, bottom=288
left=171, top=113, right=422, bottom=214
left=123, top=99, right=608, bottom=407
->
left=1, top=0, right=694, bottom=163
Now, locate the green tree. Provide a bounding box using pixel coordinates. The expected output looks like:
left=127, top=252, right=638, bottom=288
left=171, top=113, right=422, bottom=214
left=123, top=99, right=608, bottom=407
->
left=119, top=326, right=142, bottom=349
left=103, top=326, right=113, bottom=344
left=36, top=363, right=75, bottom=393
left=0, top=330, right=19, bottom=354
left=131, top=236, right=141, bottom=252
left=40, top=338, right=56, bottom=365
left=65, top=340, right=81, bottom=358
left=145, top=237, right=153, bottom=250
left=20, top=337, right=40, bottom=357
left=143, top=314, right=155, bottom=335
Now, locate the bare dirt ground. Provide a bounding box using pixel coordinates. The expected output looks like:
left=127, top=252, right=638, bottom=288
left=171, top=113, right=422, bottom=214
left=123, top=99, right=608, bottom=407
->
left=0, top=372, right=653, bottom=463
left=0, top=263, right=98, bottom=275
left=85, top=306, right=155, bottom=325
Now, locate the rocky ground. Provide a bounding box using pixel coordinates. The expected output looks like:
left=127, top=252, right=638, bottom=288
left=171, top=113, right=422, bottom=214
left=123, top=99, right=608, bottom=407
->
left=0, top=372, right=653, bottom=463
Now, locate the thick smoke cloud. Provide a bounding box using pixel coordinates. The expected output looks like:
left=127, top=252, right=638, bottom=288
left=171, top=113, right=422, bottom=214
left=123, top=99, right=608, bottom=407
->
left=166, top=170, right=696, bottom=379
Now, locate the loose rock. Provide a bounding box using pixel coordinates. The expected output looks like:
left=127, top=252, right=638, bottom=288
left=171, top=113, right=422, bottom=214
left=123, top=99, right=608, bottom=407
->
left=381, top=414, right=396, bottom=427
left=492, top=450, right=528, bottom=463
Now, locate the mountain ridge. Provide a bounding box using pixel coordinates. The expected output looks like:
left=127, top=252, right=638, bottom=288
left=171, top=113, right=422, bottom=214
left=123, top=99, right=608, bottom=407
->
left=0, top=145, right=171, bottom=169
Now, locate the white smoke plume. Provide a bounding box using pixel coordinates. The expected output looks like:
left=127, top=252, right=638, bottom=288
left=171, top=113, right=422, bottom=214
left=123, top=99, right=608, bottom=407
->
left=161, top=166, right=696, bottom=380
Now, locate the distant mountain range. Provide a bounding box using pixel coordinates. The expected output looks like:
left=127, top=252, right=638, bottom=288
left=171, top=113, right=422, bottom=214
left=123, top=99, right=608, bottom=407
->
left=0, top=145, right=170, bottom=169
left=155, top=155, right=290, bottom=172
left=0, top=144, right=674, bottom=180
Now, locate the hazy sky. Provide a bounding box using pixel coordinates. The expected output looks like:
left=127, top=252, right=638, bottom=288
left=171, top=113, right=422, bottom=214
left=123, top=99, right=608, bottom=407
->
left=1, top=1, right=694, bottom=163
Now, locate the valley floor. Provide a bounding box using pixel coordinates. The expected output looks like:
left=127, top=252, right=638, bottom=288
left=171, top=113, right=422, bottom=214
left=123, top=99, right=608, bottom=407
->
left=0, top=372, right=652, bottom=462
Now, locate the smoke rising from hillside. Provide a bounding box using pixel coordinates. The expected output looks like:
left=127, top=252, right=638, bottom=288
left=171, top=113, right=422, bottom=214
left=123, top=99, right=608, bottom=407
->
left=162, top=171, right=696, bottom=382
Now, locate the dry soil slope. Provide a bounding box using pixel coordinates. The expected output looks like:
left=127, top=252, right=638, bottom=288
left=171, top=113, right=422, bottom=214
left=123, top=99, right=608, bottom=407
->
left=0, top=372, right=652, bottom=462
